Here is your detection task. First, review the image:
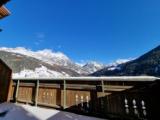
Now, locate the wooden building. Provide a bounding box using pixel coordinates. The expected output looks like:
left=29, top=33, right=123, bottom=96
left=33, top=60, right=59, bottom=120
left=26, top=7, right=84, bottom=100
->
left=0, top=0, right=10, bottom=6
left=0, top=59, right=12, bottom=102
left=0, top=0, right=11, bottom=102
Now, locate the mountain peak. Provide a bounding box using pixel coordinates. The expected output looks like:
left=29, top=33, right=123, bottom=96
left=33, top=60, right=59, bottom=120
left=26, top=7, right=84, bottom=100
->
left=0, top=47, right=70, bottom=66
left=82, top=61, right=105, bottom=73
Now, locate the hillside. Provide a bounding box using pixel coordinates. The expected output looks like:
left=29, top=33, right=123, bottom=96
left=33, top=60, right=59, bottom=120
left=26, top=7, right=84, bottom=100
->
left=92, top=45, right=160, bottom=76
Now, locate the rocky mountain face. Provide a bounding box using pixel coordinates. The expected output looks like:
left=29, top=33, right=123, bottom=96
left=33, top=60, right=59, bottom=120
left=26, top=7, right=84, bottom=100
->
left=82, top=61, right=105, bottom=73
left=0, top=47, right=104, bottom=77
left=0, top=50, right=80, bottom=77
left=92, top=45, right=160, bottom=77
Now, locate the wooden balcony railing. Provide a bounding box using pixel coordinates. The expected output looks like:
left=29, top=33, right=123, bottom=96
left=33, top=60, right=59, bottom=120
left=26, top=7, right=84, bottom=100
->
left=11, top=76, right=160, bottom=119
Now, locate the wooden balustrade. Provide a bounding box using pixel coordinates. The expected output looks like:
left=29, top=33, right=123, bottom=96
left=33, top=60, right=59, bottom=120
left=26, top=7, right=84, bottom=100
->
left=10, top=77, right=160, bottom=119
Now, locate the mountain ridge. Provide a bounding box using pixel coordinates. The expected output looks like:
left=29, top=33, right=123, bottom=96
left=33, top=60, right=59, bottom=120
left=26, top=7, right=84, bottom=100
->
left=92, top=45, right=160, bottom=76
left=0, top=47, right=105, bottom=77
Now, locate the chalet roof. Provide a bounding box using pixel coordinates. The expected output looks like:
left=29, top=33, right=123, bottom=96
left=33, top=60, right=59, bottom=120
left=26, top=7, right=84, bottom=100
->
left=0, top=0, right=10, bottom=7
left=0, top=5, right=10, bottom=19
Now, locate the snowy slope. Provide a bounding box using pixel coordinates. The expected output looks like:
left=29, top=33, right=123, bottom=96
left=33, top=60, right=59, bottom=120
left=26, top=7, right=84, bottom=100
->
left=106, top=59, right=132, bottom=71
left=0, top=47, right=70, bottom=66
left=0, top=47, right=89, bottom=75
left=82, top=61, right=105, bottom=73
left=13, top=66, right=70, bottom=78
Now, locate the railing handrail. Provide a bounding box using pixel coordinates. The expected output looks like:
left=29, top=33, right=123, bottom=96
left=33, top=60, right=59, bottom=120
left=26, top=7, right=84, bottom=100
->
left=12, top=76, right=159, bottom=82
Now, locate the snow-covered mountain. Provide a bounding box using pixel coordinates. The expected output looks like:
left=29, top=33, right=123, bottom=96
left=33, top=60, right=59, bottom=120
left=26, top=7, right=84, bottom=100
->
left=0, top=47, right=104, bottom=78
left=0, top=47, right=89, bottom=75
left=92, top=45, right=160, bottom=76
left=82, top=61, right=105, bottom=73
left=105, top=59, right=132, bottom=71
left=0, top=48, right=81, bottom=77
left=91, top=59, right=133, bottom=76
left=0, top=47, right=73, bottom=67
left=0, top=47, right=131, bottom=78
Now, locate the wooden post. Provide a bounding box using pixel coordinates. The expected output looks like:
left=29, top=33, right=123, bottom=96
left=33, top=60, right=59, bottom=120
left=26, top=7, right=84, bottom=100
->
left=15, top=80, right=20, bottom=102
left=63, top=80, right=67, bottom=109
left=101, top=80, right=104, bottom=93
left=35, top=80, right=39, bottom=106
left=90, top=89, right=98, bottom=113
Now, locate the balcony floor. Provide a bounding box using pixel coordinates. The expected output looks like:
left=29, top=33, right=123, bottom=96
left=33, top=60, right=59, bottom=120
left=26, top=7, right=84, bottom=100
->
left=0, top=103, right=106, bottom=120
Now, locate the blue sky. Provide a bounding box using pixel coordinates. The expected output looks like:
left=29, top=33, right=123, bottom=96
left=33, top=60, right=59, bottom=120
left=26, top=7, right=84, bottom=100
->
left=1, top=0, right=160, bottom=63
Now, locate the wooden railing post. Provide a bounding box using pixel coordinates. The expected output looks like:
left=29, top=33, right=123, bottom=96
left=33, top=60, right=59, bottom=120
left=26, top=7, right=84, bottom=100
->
left=63, top=80, right=67, bottom=109
left=15, top=80, right=20, bottom=102
left=101, top=80, right=104, bottom=93
left=35, top=80, right=39, bottom=106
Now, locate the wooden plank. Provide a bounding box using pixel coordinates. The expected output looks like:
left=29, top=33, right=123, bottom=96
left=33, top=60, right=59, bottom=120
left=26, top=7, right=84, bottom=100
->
left=66, top=90, right=91, bottom=108
left=17, top=86, right=34, bottom=103
left=63, top=80, right=66, bottom=109
left=104, top=85, right=133, bottom=89
left=101, top=80, right=105, bottom=93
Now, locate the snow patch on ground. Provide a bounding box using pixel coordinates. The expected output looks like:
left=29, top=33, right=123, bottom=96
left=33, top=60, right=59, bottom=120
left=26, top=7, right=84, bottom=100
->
left=0, top=103, right=105, bottom=120
left=21, top=104, right=59, bottom=120
left=0, top=103, right=59, bottom=120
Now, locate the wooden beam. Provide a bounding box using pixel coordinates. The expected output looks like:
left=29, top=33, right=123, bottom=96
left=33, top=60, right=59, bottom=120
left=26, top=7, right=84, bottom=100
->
left=15, top=80, right=20, bottom=102
left=101, top=80, right=104, bottom=93
left=35, top=80, right=39, bottom=106
left=104, top=85, right=133, bottom=89
left=63, top=80, right=67, bottom=109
